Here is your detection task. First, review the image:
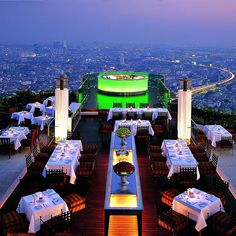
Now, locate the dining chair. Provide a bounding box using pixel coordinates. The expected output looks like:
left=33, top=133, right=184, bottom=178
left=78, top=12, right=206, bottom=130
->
left=45, top=168, right=67, bottom=190
left=177, top=167, right=197, bottom=189
left=207, top=176, right=229, bottom=206
left=198, top=154, right=218, bottom=176
left=0, top=137, right=14, bottom=159
left=47, top=99, right=52, bottom=107
left=40, top=210, right=72, bottom=235
left=126, top=111, right=137, bottom=120
left=62, top=193, right=86, bottom=213
left=142, top=111, right=153, bottom=121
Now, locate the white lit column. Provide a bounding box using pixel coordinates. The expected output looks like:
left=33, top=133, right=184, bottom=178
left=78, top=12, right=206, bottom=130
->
left=55, top=76, right=69, bottom=143
left=177, top=78, right=192, bottom=144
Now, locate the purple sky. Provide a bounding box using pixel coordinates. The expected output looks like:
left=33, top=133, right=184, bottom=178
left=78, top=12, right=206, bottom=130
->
left=0, top=0, right=236, bottom=45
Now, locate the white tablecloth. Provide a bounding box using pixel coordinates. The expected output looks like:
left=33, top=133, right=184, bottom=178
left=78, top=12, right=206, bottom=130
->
left=107, top=107, right=172, bottom=121
left=26, top=102, right=45, bottom=114
left=32, top=115, right=53, bottom=131
left=45, top=106, right=55, bottom=117
left=173, top=188, right=224, bottom=231
left=203, top=125, right=232, bottom=147
left=43, top=96, right=55, bottom=106
left=114, top=119, right=154, bottom=136
left=42, top=140, right=83, bottom=184
left=11, top=111, right=34, bottom=125
left=17, top=189, right=69, bottom=233
left=161, top=139, right=200, bottom=180
left=0, top=126, right=30, bottom=150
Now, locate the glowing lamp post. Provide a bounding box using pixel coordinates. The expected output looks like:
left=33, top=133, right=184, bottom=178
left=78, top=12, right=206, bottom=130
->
left=55, top=76, right=69, bottom=143
left=177, top=78, right=192, bottom=144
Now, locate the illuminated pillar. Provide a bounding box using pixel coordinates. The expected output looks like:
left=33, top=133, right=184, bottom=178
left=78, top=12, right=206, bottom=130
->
left=177, top=78, right=192, bottom=144
left=55, top=76, right=69, bottom=143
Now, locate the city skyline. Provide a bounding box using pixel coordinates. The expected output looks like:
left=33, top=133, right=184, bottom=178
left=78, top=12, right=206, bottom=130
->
left=0, top=0, right=236, bottom=45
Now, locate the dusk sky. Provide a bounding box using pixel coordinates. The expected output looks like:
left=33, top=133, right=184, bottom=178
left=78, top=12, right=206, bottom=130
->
left=0, top=0, right=236, bottom=45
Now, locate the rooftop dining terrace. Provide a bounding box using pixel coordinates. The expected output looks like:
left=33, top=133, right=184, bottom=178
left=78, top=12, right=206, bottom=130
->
left=0, top=103, right=236, bottom=236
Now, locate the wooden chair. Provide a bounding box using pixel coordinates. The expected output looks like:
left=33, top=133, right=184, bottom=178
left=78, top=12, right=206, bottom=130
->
left=45, top=169, right=67, bottom=190
left=32, top=144, right=50, bottom=163
left=0, top=210, right=28, bottom=235
left=142, top=111, right=153, bottom=121
left=126, top=111, right=137, bottom=120
left=194, top=153, right=209, bottom=162
left=139, top=103, right=149, bottom=108
left=177, top=167, right=197, bottom=189
left=136, top=126, right=150, bottom=145
left=40, top=210, right=72, bottom=236
left=112, top=111, right=122, bottom=121
left=161, top=188, right=181, bottom=207
left=151, top=161, right=169, bottom=178
left=199, top=154, right=218, bottom=176
left=33, top=107, right=42, bottom=117
left=62, top=193, right=86, bottom=213
left=156, top=203, right=189, bottom=235
left=207, top=177, right=229, bottom=206
left=47, top=99, right=52, bottom=107
left=126, top=102, right=135, bottom=108
left=25, top=153, right=44, bottom=176
left=206, top=211, right=236, bottom=236
left=0, top=137, right=14, bottom=159
left=113, top=102, right=122, bottom=108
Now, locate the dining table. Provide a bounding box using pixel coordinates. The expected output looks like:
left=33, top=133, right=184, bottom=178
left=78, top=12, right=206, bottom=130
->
left=26, top=102, right=45, bottom=114
left=161, top=139, right=200, bottom=179
left=172, top=187, right=224, bottom=232
left=16, top=189, right=69, bottom=233
left=42, top=140, right=83, bottom=184
left=107, top=107, right=172, bottom=121
left=203, top=125, right=233, bottom=147
left=0, top=126, right=30, bottom=150
left=114, top=119, right=155, bottom=136
left=11, top=111, right=34, bottom=125
left=32, top=115, right=54, bottom=131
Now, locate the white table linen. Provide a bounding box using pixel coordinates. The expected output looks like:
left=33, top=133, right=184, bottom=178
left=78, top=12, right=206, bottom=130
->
left=32, top=115, right=53, bottom=131
left=0, top=126, right=30, bottom=150
left=69, top=102, right=81, bottom=114
left=173, top=188, right=224, bottom=231
left=114, top=119, right=154, bottom=136
left=42, top=140, right=83, bottom=184
left=161, top=139, right=200, bottom=180
left=107, top=107, right=172, bottom=121
left=17, top=189, right=69, bottom=233
left=26, top=102, right=45, bottom=114
left=43, top=96, right=55, bottom=106
left=203, top=125, right=232, bottom=147
left=11, top=111, right=34, bottom=125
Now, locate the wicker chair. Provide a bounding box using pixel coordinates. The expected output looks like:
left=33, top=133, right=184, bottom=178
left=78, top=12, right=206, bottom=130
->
left=81, top=144, right=98, bottom=155
left=40, top=210, right=72, bottom=236
left=207, top=177, right=229, bottom=206
left=151, top=161, right=169, bottom=177
left=149, top=153, right=166, bottom=162
left=25, top=153, right=45, bottom=176
left=177, top=167, right=197, bottom=188
left=45, top=169, right=67, bottom=190
left=0, top=210, right=28, bottom=235
left=76, top=161, right=95, bottom=178
left=62, top=193, right=86, bottom=213
left=79, top=153, right=96, bottom=162
left=161, top=188, right=181, bottom=207
left=156, top=203, right=189, bottom=235
left=136, top=126, right=150, bottom=143
left=32, top=144, right=50, bottom=163
left=148, top=144, right=162, bottom=154
left=199, top=154, right=218, bottom=176
left=206, top=211, right=236, bottom=236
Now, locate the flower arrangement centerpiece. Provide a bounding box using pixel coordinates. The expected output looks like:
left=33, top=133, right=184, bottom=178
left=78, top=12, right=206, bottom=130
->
left=113, top=161, right=135, bottom=185
left=116, top=128, right=131, bottom=138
